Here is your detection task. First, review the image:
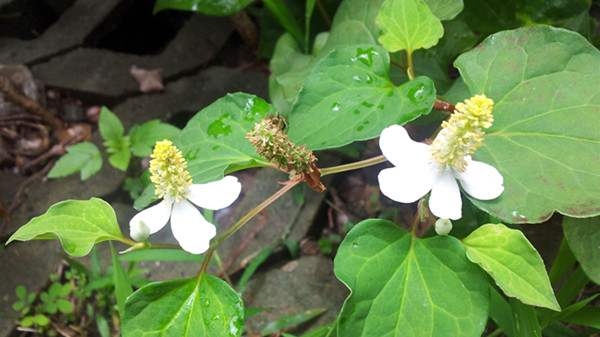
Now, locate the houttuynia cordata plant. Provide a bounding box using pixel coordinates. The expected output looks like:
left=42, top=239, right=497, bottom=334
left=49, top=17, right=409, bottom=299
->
left=6, top=0, right=600, bottom=336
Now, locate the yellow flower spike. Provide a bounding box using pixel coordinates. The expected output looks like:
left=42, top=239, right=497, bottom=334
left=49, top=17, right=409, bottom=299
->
left=430, top=94, right=494, bottom=172
left=149, top=140, right=192, bottom=201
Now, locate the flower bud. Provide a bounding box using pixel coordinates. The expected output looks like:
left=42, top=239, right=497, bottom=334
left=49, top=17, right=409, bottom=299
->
left=130, top=220, right=150, bottom=242
left=435, top=218, right=452, bottom=236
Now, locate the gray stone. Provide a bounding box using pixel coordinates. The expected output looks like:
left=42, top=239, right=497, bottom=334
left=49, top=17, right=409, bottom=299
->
left=243, top=255, right=348, bottom=335
left=112, top=66, right=270, bottom=130
left=0, top=0, right=122, bottom=65
left=30, top=15, right=233, bottom=100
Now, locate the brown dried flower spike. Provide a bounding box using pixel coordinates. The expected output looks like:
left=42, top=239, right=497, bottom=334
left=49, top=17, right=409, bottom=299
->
left=247, top=117, right=325, bottom=192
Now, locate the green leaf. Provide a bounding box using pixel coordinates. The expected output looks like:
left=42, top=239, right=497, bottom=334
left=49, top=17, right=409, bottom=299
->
left=263, top=0, right=305, bottom=50
left=34, top=314, right=50, bottom=326
left=21, top=316, right=34, bottom=327
left=48, top=283, right=61, bottom=298
left=287, top=45, right=435, bottom=150
left=509, top=298, right=542, bottom=337
left=59, top=282, right=73, bottom=297
left=423, top=0, right=464, bottom=20
left=153, top=0, right=253, bottom=16
left=48, top=142, right=102, bottom=181
left=108, top=145, right=131, bottom=171
left=56, top=299, right=74, bottom=314
left=122, top=276, right=244, bottom=337
left=99, top=107, right=124, bottom=142
left=561, top=306, right=600, bottom=329
left=454, top=25, right=600, bottom=223
left=111, top=242, right=133, bottom=316
left=6, top=198, right=125, bottom=257
left=128, top=120, right=180, bottom=157
left=462, top=224, right=560, bottom=311
left=176, top=93, right=274, bottom=183
left=237, top=245, right=274, bottom=295
left=12, top=301, right=24, bottom=311
left=334, top=219, right=489, bottom=337
left=96, top=314, right=111, bottom=337
left=376, top=0, right=444, bottom=54
left=563, top=216, right=600, bottom=285
left=16, top=285, right=26, bottom=300
left=261, top=309, right=326, bottom=336
left=269, top=0, right=385, bottom=117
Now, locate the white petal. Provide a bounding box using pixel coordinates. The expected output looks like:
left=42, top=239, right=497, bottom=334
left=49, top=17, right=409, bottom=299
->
left=170, top=200, right=216, bottom=254
left=378, top=164, right=437, bottom=203
left=187, top=175, right=242, bottom=210
left=429, top=171, right=462, bottom=220
left=379, top=125, right=431, bottom=167
left=129, top=201, right=172, bottom=235
left=456, top=158, right=504, bottom=200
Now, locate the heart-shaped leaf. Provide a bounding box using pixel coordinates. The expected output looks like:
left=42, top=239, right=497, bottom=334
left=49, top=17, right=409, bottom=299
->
left=287, top=45, right=435, bottom=150
left=462, top=224, right=560, bottom=311
left=122, top=276, right=244, bottom=337
left=376, top=0, right=444, bottom=54
left=176, top=93, right=274, bottom=183
left=6, top=198, right=124, bottom=257
left=454, top=25, right=600, bottom=223
left=563, top=216, right=600, bottom=285
left=334, top=219, right=489, bottom=337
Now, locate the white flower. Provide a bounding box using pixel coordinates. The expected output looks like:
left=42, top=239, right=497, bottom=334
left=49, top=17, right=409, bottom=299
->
left=129, top=140, right=241, bottom=254
left=377, top=95, right=503, bottom=220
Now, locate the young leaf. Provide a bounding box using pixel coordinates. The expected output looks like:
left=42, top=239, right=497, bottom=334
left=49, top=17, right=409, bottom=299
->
left=562, top=216, right=600, bottom=284
left=334, top=219, right=489, bottom=337
left=111, top=242, right=133, bottom=316
left=15, top=285, right=26, bottom=300
left=454, top=25, right=600, bottom=223
left=107, top=145, right=131, bottom=171
left=56, top=299, right=74, bottom=314
left=6, top=198, right=125, bottom=257
left=128, top=120, right=180, bottom=157
left=122, top=275, right=244, bottom=336
left=376, top=0, right=444, bottom=54
left=287, top=45, right=435, bottom=150
left=34, top=314, right=50, bottom=326
left=176, top=93, right=274, bottom=183
left=99, top=107, right=125, bottom=143
left=47, top=142, right=102, bottom=180
left=462, top=224, right=560, bottom=311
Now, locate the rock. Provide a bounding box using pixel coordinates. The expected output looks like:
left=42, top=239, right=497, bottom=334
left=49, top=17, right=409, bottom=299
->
left=243, top=255, right=349, bottom=335
left=0, top=0, right=122, bottom=65
left=30, top=15, right=233, bottom=101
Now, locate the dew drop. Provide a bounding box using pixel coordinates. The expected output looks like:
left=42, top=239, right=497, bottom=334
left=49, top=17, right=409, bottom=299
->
left=365, top=75, right=373, bottom=84
left=352, top=75, right=361, bottom=82
left=357, top=125, right=364, bottom=131
left=353, top=109, right=360, bottom=115
left=331, top=102, right=342, bottom=112
left=204, top=298, right=210, bottom=307
left=352, top=242, right=359, bottom=248
left=212, top=145, right=220, bottom=151
left=361, top=101, right=374, bottom=108
left=408, top=84, right=428, bottom=104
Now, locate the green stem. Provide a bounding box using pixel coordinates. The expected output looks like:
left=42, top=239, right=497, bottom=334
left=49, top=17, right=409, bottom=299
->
left=316, top=0, right=332, bottom=28
left=406, top=51, right=416, bottom=80
left=198, top=179, right=302, bottom=278
left=213, top=251, right=233, bottom=286
left=486, top=328, right=502, bottom=337
left=320, top=155, right=387, bottom=176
